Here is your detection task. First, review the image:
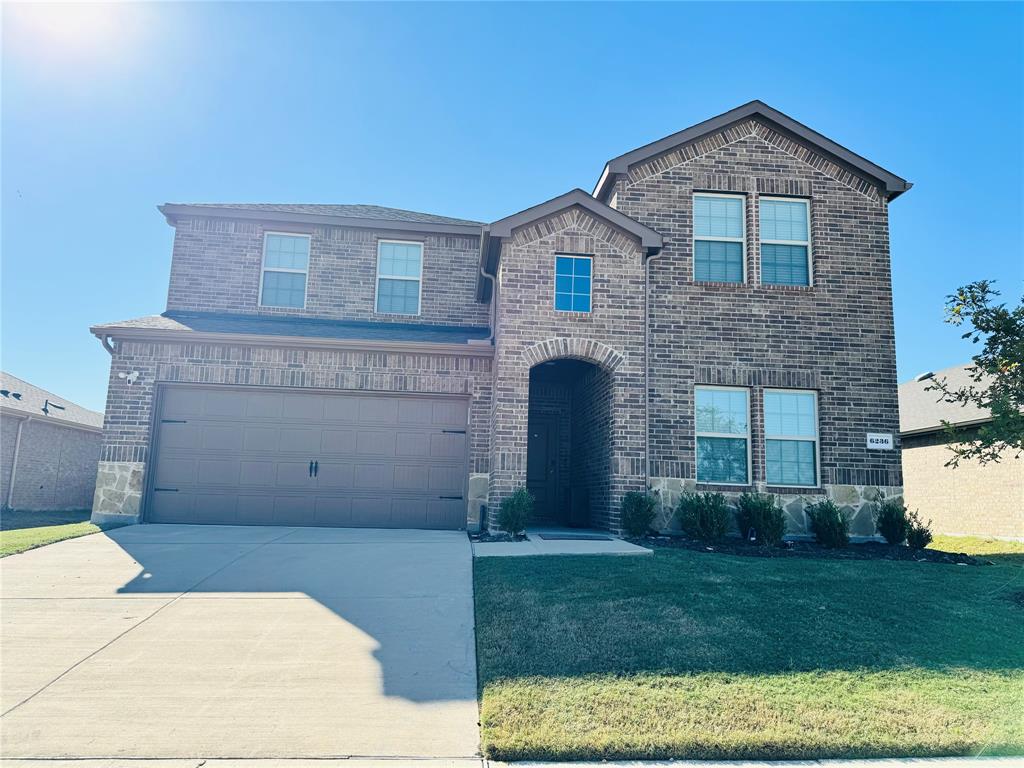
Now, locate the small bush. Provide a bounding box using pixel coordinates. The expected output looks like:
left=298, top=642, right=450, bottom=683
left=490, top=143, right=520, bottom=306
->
left=906, top=509, right=934, bottom=549
left=874, top=497, right=910, bottom=545
left=676, top=492, right=731, bottom=541
left=621, top=491, right=658, bottom=538
left=735, top=492, right=787, bottom=546
left=498, top=487, right=533, bottom=536
left=805, top=499, right=850, bottom=548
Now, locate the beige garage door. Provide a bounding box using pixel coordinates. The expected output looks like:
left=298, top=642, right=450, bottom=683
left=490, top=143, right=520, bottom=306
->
left=147, top=386, right=469, bottom=529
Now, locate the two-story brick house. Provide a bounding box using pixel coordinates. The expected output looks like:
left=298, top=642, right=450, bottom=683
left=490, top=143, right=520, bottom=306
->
left=90, top=101, right=911, bottom=535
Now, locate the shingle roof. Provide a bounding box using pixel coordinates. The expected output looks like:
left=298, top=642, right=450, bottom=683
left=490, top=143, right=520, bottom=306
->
left=93, top=311, right=492, bottom=346
left=0, top=371, right=104, bottom=430
left=164, top=203, right=483, bottom=227
left=899, top=364, right=992, bottom=435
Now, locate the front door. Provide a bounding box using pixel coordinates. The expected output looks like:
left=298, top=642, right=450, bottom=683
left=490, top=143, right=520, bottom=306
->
left=526, top=413, right=560, bottom=523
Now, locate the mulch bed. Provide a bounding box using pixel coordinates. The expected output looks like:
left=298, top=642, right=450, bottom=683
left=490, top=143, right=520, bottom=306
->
left=469, top=531, right=528, bottom=543
left=632, top=535, right=986, bottom=566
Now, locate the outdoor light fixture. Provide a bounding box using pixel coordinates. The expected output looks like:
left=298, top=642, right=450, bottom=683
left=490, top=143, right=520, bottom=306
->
left=118, top=371, right=140, bottom=385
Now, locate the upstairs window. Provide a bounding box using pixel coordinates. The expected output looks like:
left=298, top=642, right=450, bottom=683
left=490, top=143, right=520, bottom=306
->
left=760, top=198, right=811, bottom=286
left=376, top=240, right=423, bottom=315
left=695, top=386, right=750, bottom=484
left=260, top=233, right=310, bottom=309
left=554, top=254, right=592, bottom=312
left=764, top=389, right=819, bottom=486
left=693, top=194, right=745, bottom=283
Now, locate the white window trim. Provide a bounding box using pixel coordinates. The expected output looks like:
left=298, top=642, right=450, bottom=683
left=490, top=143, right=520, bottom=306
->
left=553, top=253, right=593, bottom=314
left=258, top=231, right=311, bottom=310
left=375, top=239, right=424, bottom=317
left=759, top=196, right=813, bottom=287
left=693, top=192, right=747, bottom=283
left=764, top=388, right=821, bottom=488
left=695, top=384, right=752, bottom=486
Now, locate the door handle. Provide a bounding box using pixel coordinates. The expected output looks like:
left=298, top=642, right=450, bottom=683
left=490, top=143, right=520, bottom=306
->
left=309, top=460, right=314, bottom=478
left=313, top=460, right=319, bottom=478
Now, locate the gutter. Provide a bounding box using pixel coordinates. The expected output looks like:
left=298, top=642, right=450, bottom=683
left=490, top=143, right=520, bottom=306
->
left=90, top=326, right=495, bottom=358
left=899, top=417, right=993, bottom=439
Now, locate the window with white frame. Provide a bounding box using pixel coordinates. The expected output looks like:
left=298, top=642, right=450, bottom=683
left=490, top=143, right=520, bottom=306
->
left=695, top=386, right=750, bottom=484
left=764, top=389, right=819, bottom=486
left=260, top=233, right=310, bottom=309
left=376, top=240, right=423, bottom=315
left=554, top=254, right=592, bottom=312
left=760, top=198, right=811, bottom=286
left=693, top=193, right=745, bottom=283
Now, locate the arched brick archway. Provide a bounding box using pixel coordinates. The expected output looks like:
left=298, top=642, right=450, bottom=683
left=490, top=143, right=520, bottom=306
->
left=522, top=338, right=625, bottom=373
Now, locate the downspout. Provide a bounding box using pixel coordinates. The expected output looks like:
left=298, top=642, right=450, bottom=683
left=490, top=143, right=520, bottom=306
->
left=478, top=228, right=497, bottom=343
left=6, top=416, right=29, bottom=509
left=644, top=247, right=665, bottom=496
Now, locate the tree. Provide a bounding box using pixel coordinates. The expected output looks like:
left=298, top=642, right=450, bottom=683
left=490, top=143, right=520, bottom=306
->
left=927, top=280, right=1024, bottom=466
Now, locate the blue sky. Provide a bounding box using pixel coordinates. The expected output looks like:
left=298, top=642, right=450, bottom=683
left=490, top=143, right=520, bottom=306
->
left=2, top=2, right=1021, bottom=413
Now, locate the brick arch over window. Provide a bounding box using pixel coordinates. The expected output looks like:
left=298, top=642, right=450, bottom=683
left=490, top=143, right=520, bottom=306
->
left=522, top=338, right=625, bottom=373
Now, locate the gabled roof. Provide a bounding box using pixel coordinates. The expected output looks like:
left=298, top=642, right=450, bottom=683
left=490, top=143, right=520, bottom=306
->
left=593, top=100, right=912, bottom=202
left=91, top=311, right=493, bottom=355
left=899, top=364, right=993, bottom=436
left=0, top=371, right=104, bottom=430
left=477, top=189, right=663, bottom=301
left=159, top=203, right=483, bottom=236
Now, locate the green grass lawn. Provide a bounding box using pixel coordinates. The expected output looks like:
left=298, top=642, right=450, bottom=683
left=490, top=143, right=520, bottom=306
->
left=930, top=535, right=1024, bottom=567
left=474, top=548, right=1024, bottom=761
left=0, top=510, right=101, bottom=557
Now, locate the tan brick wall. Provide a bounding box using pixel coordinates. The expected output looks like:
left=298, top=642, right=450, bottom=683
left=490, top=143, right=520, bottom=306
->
left=902, top=431, right=1023, bottom=539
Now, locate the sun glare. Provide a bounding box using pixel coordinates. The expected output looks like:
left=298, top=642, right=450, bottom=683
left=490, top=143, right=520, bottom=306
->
left=5, top=2, right=131, bottom=61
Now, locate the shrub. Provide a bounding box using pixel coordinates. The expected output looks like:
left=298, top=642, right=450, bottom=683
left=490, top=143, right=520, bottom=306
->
left=874, top=497, right=910, bottom=545
left=906, top=510, right=934, bottom=550
left=498, top=487, right=533, bottom=537
left=805, top=499, right=850, bottom=548
left=735, top=492, right=787, bottom=546
left=675, top=492, right=731, bottom=541
left=621, top=491, right=658, bottom=538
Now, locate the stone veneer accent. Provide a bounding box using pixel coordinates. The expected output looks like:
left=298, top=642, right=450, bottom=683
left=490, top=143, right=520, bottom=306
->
left=649, top=476, right=904, bottom=538
left=91, top=461, right=145, bottom=524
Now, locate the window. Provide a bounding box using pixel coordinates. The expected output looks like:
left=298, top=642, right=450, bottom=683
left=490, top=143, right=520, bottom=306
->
left=376, top=240, right=423, bottom=315
left=693, top=194, right=745, bottom=283
left=260, top=233, right=310, bottom=309
left=554, top=255, right=592, bottom=312
left=695, top=386, right=750, bottom=484
left=764, top=389, right=819, bottom=486
left=760, top=198, right=811, bottom=286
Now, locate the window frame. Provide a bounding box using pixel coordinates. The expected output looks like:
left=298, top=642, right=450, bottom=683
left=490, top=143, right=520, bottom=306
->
left=552, top=253, right=594, bottom=314
left=258, top=231, right=311, bottom=310
left=374, top=239, right=424, bottom=317
left=694, top=384, right=752, bottom=486
left=692, top=192, right=747, bottom=284
left=763, top=387, right=821, bottom=488
left=759, top=196, right=812, bottom=287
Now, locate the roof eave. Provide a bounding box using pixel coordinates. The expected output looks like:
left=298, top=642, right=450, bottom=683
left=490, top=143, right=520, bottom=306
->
left=899, top=416, right=992, bottom=438
left=158, top=204, right=485, bottom=237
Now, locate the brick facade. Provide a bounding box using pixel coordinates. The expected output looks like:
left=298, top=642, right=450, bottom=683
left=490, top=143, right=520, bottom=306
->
left=902, top=429, right=1023, bottom=540
left=93, top=105, right=909, bottom=536
left=167, top=217, right=488, bottom=328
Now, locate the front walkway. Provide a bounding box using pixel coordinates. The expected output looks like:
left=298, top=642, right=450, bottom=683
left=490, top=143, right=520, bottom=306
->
left=0, top=524, right=479, bottom=760
left=472, top=526, right=651, bottom=557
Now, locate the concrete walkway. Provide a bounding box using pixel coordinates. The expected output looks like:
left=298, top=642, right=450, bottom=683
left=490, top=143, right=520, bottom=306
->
left=472, top=527, right=651, bottom=557
left=0, top=524, right=479, bottom=760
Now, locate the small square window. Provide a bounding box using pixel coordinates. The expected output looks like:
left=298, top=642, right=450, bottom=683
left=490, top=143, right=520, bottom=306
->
left=554, top=255, right=592, bottom=313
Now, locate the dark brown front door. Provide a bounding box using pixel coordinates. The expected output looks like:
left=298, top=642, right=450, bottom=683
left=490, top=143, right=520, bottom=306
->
left=526, top=413, right=559, bottom=522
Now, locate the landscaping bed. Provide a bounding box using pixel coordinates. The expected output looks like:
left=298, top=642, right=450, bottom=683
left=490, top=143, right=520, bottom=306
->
left=634, top=535, right=984, bottom=565
left=475, top=546, right=1024, bottom=761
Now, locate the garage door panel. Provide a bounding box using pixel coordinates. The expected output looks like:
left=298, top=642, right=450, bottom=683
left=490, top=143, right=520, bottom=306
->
left=150, top=387, right=468, bottom=529
left=279, top=428, right=321, bottom=454
left=321, top=429, right=356, bottom=454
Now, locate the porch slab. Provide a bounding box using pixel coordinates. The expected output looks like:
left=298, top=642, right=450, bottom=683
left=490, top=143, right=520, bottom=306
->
left=472, top=528, right=651, bottom=558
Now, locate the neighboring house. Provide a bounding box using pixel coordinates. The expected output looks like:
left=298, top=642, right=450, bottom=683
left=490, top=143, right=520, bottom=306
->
left=89, top=100, right=911, bottom=536
left=0, top=372, right=104, bottom=511
left=899, top=364, right=1023, bottom=540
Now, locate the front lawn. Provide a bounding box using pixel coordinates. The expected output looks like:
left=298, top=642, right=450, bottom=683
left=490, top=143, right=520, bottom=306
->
left=0, top=510, right=101, bottom=557
left=930, top=535, right=1024, bottom=567
left=474, top=548, right=1024, bottom=761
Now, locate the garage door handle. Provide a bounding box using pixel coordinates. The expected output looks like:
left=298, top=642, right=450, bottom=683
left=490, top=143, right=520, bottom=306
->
left=441, top=429, right=466, bottom=434
left=313, top=460, right=319, bottom=477
left=439, top=495, right=463, bottom=500
left=154, top=487, right=178, bottom=492
left=309, top=460, right=314, bottom=478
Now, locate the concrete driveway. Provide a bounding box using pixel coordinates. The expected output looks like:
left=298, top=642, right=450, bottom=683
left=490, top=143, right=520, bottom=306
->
left=0, top=524, right=479, bottom=760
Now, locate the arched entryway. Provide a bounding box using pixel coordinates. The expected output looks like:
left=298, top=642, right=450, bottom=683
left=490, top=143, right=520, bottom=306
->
left=527, top=358, right=614, bottom=528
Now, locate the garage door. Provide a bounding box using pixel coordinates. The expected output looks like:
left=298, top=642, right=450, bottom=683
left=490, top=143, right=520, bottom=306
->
left=147, top=386, right=469, bottom=529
